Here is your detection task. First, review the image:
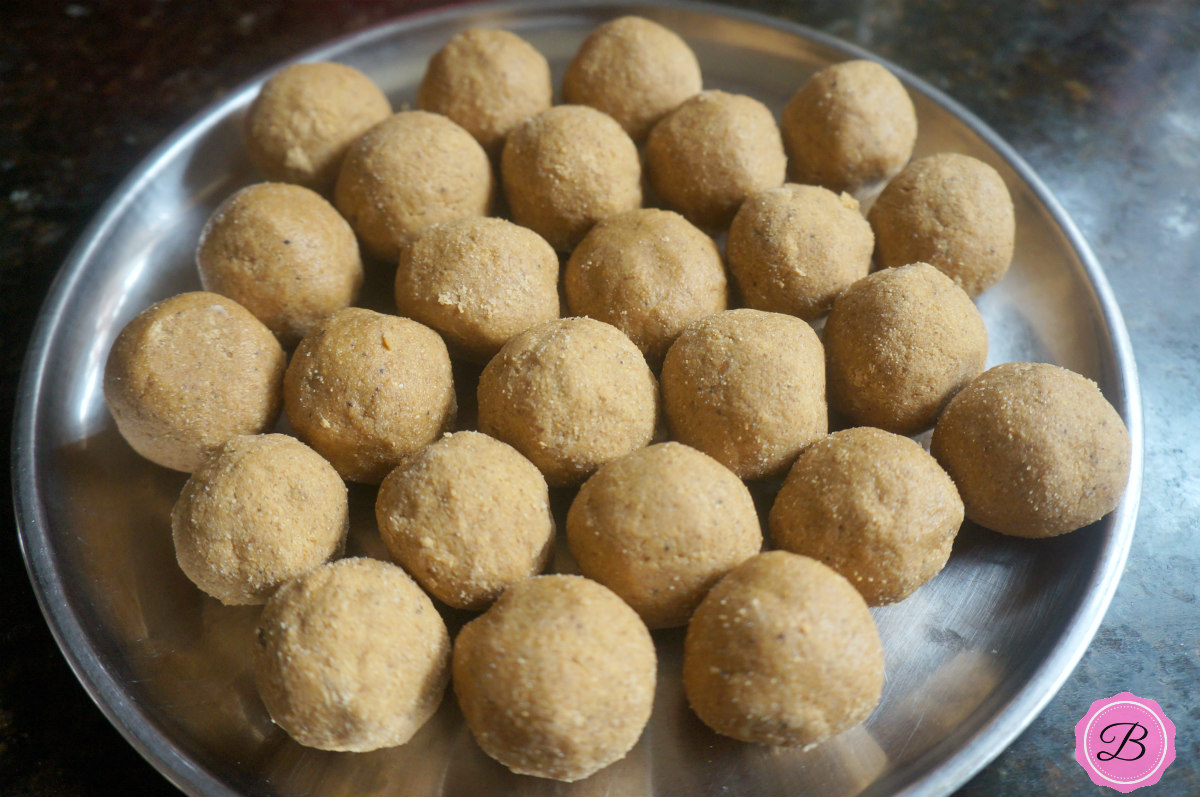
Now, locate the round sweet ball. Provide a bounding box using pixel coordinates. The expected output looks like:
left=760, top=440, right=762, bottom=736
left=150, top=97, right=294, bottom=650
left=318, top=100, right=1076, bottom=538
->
left=661, top=309, right=826, bottom=480
left=684, top=552, right=884, bottom=747
left=172, top=434, right=348, bottom=605
left=931, top=362, right=1131, bottom=538
left=453, top=574, right=656, bottom=781
left=781, top=59, right=917, bottom=193
left=376, top=431, right=554, bottom=611
left=284, top=308, right=456, bottom=484
left=769, top=427, right=963, bottom=606
left=869, top=153, right=1015, bottom=297
left=563, top=15, right=702, bottom=142
left=727, top=184, right=874, bottom=321
left=394, top=217, right=559, bottom=361
left=477, top=317, right=658, bottom=487
left=104, top=292, right=286, bottom=472
left=645, top=90, right=787, bottom=231
left=563, top=208, right=727, bottom=366
left=825, top=263, right=987, bottom=435
left=196, top=182, right=363, bottom=346
left=244, top=62, right=391, bottom=193
left=567, top=442, right=762, bottom=629
left=255, top=557, right=451, bottom=752
left=417, top=28, right=552, bottom=158
left=501, top=105, right=641, bottom=252
left=335, top=111, right=493, bottom=261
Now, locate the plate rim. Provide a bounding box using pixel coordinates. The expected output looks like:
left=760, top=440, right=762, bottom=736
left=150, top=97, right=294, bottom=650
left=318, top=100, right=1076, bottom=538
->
left=12, top=1, right=1144, bottom=795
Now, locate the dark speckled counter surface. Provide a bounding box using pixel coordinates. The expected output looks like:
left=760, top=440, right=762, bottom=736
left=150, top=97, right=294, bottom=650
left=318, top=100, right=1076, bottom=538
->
left=2, top=1, right=1197, bottom=794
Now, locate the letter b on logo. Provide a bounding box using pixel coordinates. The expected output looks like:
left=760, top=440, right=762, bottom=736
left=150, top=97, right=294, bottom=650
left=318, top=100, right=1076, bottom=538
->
left=1096, top=722, right=1147, bottom=762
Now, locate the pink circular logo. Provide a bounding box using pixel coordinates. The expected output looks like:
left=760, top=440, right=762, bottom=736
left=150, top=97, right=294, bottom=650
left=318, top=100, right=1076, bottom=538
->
left=1075, top=692, right=1176, bottom=792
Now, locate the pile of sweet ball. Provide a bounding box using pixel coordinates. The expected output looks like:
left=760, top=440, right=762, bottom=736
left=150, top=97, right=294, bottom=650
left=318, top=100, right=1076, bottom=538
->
left=102, top=15, right=1131, bottom=783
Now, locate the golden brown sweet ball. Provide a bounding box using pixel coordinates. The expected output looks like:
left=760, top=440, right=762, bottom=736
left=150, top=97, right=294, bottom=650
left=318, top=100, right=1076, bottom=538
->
left=930, top=362, right=1131, bottom=538
left=683, top=551, right=884, bottom=747
left=562, top=15, right=703, bottom=142
left=501, top=105, right=642, bottom=252
left=375, top=431, right=554, bottom=611
left=726, top=184, right=874, bottom=321
left=104, top=291, right=286, bottom=472
left=417, top=28, right=552, bottom=159
left=477, top=317, right=658, bottom=487
left=824, top=262, right=987, bottom=435
left=171, top=434, right=348, bottom=605
left=781, top=59, right=917, bottom=193
left=566, top=442, right=761, bottom=629
left=644, top=90, right=787, bottom=231
left=334, top=111, right=493, bottom=261
left=452, top=575, right=656, bottom=781
left=196, top=182, right=363, bottom=346
left=284, top=308, right=456, bottom=484
left=869, top=152, right=1015, bottom=297
left=768, top=427, right=963, bottom=606
left=394, top=217, right=559, bottom=361
left=244, top=62, right=392, bottom=193
left=660, top=309, right=826, bottom=480
left=563, top=208, right=727, bottom=366
left=254, top=558, right=451, bottom=752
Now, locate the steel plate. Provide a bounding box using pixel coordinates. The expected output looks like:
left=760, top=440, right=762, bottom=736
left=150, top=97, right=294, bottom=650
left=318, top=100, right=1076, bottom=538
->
left=13, top=1, right=1143, bottom=795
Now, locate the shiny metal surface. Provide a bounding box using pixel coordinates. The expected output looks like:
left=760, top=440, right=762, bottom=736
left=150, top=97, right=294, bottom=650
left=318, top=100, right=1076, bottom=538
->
left=13, top=2, right=1143, bottom=796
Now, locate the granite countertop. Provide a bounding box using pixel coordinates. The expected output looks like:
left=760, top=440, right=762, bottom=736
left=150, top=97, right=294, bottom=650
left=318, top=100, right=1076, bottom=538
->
left=2, top=1, right=1196, bottom=794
